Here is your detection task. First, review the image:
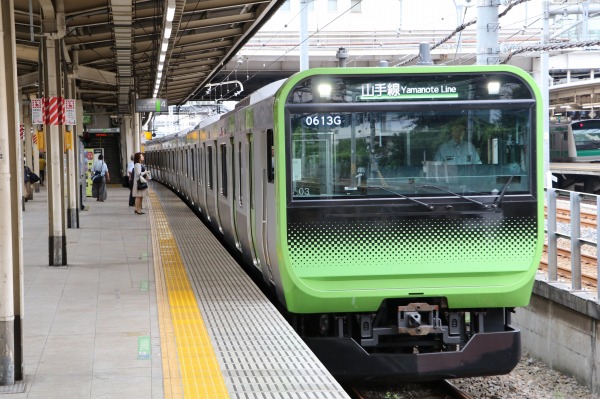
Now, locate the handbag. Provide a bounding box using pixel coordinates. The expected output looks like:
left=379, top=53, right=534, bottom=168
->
left=92, top=171, right=104, bottom=184
left=29, top=172, right=40, bottom=184
left=92, top=161, right=104, bottom=184
left=137, top=175, right=148, bottom=190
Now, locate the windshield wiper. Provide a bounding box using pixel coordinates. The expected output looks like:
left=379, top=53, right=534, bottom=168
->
left=368, top=186, right=434, bottom=210
left=418, top=184, right=489, bottom=209
left=492, top=174, right=515, bottom=209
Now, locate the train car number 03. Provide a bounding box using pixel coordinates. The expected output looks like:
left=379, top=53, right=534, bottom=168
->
left=297, top=187, right=311, bottom=196
left=304, top=115, right=342, bottom=126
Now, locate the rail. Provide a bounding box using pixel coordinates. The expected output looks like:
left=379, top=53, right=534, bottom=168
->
left=546, top=187, right=600, bottom=300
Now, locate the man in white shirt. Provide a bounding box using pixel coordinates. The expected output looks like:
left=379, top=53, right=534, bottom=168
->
left=435, top=123, right=482, bottom=165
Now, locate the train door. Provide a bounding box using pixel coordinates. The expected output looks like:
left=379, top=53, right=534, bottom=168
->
left=549, top=123, right=571, bottom=162
left=251, top=128, right=274, bottom=284
left=217, top=138, right=233, bottom=241
left=198, top=145, right=206, bottom=215
left=247, top=133, right=262, bottom=272
left=190, top=144, right=198, bottom=207
left=206, top=141, right=221, bottom=231
left=230, top=136, right=243, bottom=252
left=183, top=147, right=189, bottom=200
left=178, top=148, right=184, bottom=194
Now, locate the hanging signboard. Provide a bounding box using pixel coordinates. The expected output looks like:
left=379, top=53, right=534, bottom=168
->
left=31, top=99, right=44, bottom=124
left=136, top=98, right=168, bottom=113
left=64, top=99, right=76, bottom=125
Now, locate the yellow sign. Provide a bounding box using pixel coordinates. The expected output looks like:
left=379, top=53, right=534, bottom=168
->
left=64, top=130, right=73, bottom=150
left=145, top=131, right=153, bottom=141
left=37, top=130, right=45, bottom=151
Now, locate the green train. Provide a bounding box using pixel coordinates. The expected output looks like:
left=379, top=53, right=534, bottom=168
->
left=146, top=65, right=544, bottom=381
left=550, top=119, right=600, bottom=162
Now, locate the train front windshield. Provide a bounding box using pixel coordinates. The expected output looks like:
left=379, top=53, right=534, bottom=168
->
left=285, top=72, right=536, bottom=201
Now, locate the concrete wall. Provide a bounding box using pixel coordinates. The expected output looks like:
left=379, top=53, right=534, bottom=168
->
left=513, top=278, right=600, bottom=393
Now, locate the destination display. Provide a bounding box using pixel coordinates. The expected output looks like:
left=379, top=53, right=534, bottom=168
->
left=360, top=83, right=458, bottom=99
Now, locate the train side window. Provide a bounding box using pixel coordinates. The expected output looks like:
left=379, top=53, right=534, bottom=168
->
left=267, top=128, right=274, bottom=183
left=220, top=143, right=228, bottom=197
left=208, top=146, right=214, bottom=190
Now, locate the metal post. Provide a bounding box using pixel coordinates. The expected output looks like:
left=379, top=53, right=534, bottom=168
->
left=22, top=92, right=34, bottom=201
left=547, top=188, right=558, bottom=281
left=476, top=0, right=500, bottom=65
left=570, top=191, right=582, bottom=291
left=417, top=43, right=433, bottom=65
left=336, top=47, right=348, bottom=68
left=75, top=90, right=84, bottom=219
left=66, top=73, right=78, bottom=228
left=541, top=2, right=550, bottom=190
left=299, top=0, right=309, bottom=71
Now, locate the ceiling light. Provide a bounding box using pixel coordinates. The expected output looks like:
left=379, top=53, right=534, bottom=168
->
left=158, top=63, right=164, bottom=71
left=164, top=22, right=172, bottom=39
left=161, top=40, right=169, bottom=52
left=160, top=53, right=166, bottom=63
left=166, top=0, right=176, bottom=22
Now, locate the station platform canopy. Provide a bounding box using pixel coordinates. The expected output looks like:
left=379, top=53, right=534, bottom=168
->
left=13, top=0, right=284, bottom=113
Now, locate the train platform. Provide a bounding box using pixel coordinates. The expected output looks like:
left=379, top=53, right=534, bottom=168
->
left=2, top=183, right=349, bottom=399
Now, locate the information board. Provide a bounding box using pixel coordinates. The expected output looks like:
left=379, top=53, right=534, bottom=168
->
left=136, top=98, right=168, bottom=112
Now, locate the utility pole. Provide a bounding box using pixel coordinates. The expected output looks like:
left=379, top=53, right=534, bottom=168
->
left=299, top=0, right=309, bottom=71
left=476, top=0, right=501, bottom=65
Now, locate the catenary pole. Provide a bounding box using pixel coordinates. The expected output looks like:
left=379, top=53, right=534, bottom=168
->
left=476, top=0, right=501, bottom=65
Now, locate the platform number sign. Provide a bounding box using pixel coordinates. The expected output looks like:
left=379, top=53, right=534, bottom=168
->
left=136, top=98, right=168, bottom=113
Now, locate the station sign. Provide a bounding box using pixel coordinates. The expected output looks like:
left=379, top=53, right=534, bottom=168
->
left=136, top=98, right=168, bottom=113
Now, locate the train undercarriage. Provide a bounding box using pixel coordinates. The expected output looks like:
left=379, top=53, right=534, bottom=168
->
left=292, top=298, right=520, bottom=382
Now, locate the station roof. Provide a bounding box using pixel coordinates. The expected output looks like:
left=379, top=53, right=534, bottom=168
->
left=13, top=0, right=284, bottom=113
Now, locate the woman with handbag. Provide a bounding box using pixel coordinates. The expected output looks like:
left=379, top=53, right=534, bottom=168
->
left=132, top=152, right=149, bottom=215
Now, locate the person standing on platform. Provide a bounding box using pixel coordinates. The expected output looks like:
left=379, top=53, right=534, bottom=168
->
left=132, top=152, right=149, bottom=215
left=92, top=154, right=110, bottom=202
left=23, top=164, right=32, bottom=202
left=38, top=154, right=46, bottom=186
left=127, top=154, right=135, bottom=206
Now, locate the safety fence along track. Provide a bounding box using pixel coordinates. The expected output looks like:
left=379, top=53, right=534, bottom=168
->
left=545, top=188, right=600, bottom=297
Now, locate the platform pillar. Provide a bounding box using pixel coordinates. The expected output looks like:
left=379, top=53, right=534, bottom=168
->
left=42, top=37, right=67, bottom=265
left=0, top=0, right=24, bottom=384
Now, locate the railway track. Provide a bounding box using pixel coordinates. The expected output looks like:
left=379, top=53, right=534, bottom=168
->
left=346, top=380, right=477, bottom=399
left=541, top=245, right=598, bottom=288
left=545, top=206, right=597, bottom=229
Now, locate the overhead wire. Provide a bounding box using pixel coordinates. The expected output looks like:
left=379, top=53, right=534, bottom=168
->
left=202, top=0, right=364, bottom=101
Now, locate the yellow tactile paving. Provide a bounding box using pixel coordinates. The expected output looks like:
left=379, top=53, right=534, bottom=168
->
left=148, top=190, right=230, bottom=399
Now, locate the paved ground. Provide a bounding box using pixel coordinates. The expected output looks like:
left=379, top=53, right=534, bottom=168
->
left=0, top=184, right=163, bottom=399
